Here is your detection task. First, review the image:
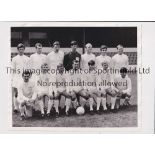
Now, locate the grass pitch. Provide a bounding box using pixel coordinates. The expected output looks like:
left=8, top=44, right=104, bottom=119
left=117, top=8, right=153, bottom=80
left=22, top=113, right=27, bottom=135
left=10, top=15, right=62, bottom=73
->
left=12, top=73, right=137, bottom=127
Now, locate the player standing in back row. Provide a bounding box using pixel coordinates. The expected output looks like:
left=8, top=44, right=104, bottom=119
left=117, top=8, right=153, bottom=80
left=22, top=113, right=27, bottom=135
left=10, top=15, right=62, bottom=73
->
left=112, top=44, right=129, bottom=77
left=63, top=41, right=81, bottom=71
left=29, top=43, right=47, bottom=81
left=96, top=45, right=112, bottom=69
left=46, top=41, right=64, bottom=71
left=80, top=43, right=96, bottom=71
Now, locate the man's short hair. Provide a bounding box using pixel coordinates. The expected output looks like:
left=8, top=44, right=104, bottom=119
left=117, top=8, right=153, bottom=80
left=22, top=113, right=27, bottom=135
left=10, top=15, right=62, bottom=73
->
left=117, top=44, right=123, bottom=49
left=120, top=67, right=128, bottom=74
left=17, top=43, right=25, bottom=49
left=88, top=60, right=95, bottom=66
left=100, top=45, right=107, bottom=51
left=35, top=43, right=42, bottom=48
left=85, top=43, right=92, bottom=48
left=53, top=41, right=60, bottom=46
left=72, top=59, right=79, bottom=65
left=41, top=63, right=49, bottom=70
left=22, top=70, right=32, bottom=77
left=101, top=61, right=108, bottom=66
left=71, top=41, right=78, bottom=46
left=57, top=63, right=63, bottom=68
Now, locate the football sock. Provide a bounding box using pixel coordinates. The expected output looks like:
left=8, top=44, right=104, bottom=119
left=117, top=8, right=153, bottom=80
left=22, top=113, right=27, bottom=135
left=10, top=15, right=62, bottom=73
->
left=13, top=97, right=18, bottom=110
left=96, top=97, right=101, bottom=111
left=25, top=105, right=33, bottom=117
left=120, top=99, right=125, bottom=106
left=72, top=98, right=78, bottom=109
left=38, top=100, right=44, bottom=114
left=19, top=104, right=25, bottom=116
left=101, top=97, right=107, bottom=110
left=89, top=97, right=94, bottom=111
left=106, top=94, right=111, bottom=105
left=54, top=99, right=59, bottom=113
left=80, top=97, right=86, bottom=107
left=65, top=98, right=71, bottom=113
left=111, top=97, right=116, bottom=109
left=47, top=99, right=53, bottom=114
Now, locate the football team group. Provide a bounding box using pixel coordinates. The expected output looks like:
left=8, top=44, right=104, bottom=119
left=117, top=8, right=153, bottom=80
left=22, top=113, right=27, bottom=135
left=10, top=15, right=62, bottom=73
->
left=12, top=41, right=132, bottom=120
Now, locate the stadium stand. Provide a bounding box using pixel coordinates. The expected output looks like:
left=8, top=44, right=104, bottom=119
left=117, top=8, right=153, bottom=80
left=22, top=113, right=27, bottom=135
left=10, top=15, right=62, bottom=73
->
left=11, top=27, right=137, bottom=65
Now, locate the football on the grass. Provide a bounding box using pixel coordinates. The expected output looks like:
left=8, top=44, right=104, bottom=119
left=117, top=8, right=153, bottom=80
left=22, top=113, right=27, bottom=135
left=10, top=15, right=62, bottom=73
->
left=76, top=106, right=85, bottom=115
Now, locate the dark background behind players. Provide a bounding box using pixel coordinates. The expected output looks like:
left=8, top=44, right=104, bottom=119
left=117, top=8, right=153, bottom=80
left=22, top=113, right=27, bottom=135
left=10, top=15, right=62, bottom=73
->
left=11, top=27, right=137, bottom=67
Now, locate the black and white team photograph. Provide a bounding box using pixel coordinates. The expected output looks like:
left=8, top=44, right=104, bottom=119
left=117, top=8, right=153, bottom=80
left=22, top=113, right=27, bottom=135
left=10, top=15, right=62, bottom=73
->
left=10, top=25, right=138, bottom=127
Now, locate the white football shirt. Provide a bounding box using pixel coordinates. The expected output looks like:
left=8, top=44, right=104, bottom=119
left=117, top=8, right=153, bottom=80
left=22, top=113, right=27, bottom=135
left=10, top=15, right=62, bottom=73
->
left=80, top=53, right=96, bottom=70
left=12, top=54, right=30, bottom=88
left=29, top=53, right=47, bottom=70
left=96, top=55, right=112, bottom=69
left=82, top=70, right=97, bottom=90
left=12, top=54, right=30, bottom=73
left=112, top=53, right=129, bottom=70
left=17, top=79, right=37, bottom=102
left=47, top=50, right=64, bottom=70
left=114, top=75, right=132, bottom=95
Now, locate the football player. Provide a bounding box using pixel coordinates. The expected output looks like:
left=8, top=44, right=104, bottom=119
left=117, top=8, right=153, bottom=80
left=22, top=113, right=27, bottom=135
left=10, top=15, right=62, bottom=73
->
left=80, top=43, right=96, bottom=70
left=82, top=60, right=98, bottom=115
left=12, top=43, right=29, bottom=113
left=96, top=45, right=112, bottom=107
left=47, top=63, right=67, bottom=117
left=36, top=63, right=50, bottom=117
left=96, top=45, right=112, bottom=69
left=63, top=41, right=81, bottom=71
left=29, top=43, right=47, bottom=80
left=96, top=61, right=117, bottom=113
left=46, top=41, right=64, bottom=71
left=65, top=60, right=88, bottom=116
left=17, top=70, right=37, bottom=120
left=113, top=67, right=132, bottom=109
left=112, top=44, right=129, bottom=77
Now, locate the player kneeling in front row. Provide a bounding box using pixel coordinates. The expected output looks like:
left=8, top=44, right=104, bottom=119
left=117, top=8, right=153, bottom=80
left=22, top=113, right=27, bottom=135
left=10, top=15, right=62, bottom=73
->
left=47, top=91, right=59, bottom=118
left=17, top=70, right=37, bottom=120
left=65, top=60, right=88, bottom=116
left=113, top=67, right=132, bottom=109
left=96, top=62, right=117, bottom=113
left=36, top=63, right=50, bottom=118
left=81, top=60, right=99, bottom=115
left=47, top=63, right=67, bottom=117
